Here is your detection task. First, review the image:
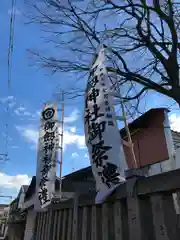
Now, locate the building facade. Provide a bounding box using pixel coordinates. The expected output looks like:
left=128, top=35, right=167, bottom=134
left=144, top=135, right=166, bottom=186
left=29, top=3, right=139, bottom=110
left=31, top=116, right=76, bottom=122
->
left=5, top=107, right=180, bottom=240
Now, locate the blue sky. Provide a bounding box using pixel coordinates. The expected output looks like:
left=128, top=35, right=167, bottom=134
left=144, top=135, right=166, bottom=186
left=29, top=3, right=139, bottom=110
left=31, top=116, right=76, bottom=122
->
left=0, top=1, right=180, bottom=203
left=0, top=1, right=89, bottom=203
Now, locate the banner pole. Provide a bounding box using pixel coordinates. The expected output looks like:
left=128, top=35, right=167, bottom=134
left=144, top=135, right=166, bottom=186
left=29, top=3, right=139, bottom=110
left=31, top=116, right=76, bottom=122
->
left=59, top=91, right=64, bottom=198
left=116, top=83, right=138, bottom=169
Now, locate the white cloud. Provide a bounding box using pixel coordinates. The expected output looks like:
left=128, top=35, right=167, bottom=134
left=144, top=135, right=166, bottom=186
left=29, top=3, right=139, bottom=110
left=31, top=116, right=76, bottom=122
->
left=15, top=126, right=39, bottom=147
left=0, top=172, right=31, bottom=190
left=72, top=152, right=79, bottom=158
left=64, top=109, right=79, bottom=123
left=84, top=153, right=89, bottom=158
left=9, top=101, right=16, bottom=108
left=0, top=96, right=14, bottom=103
left=16, top=125, right=85, bottom=150
left=14, top=106, right=34, bottom=118
left=17, top=106, right=26, bottom=111
left=70, top=127, right=76, bottom=133
left=169, top=113, right=180, bottom=132
left=11, top=146, right=19, bottom=149
left=0, top=95, right=16, bottom=108
left=36, top=110, right=41, bottom=117
left=65, top=126, right=77, bottom=133
left=0, top=96, right=37, bottom=120
left=15, top=109, right=85, bottom=149
left=62, top=128, right=85, bottom=150
left=14, top=107, right=26, bottom=116
left=14, top=106, right=40, bottom=120
left=8, top=8, right=21, bottom=16
left=24, top=111, right=32, bottom=117
left=0, top=96, right=40, bottom=122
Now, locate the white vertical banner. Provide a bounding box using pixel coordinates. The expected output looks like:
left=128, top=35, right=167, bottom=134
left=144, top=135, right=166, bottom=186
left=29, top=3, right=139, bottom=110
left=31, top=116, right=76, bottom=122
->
left=35, top=103, right=59, bottom=210
left=84, top=48, right=127, bottom=204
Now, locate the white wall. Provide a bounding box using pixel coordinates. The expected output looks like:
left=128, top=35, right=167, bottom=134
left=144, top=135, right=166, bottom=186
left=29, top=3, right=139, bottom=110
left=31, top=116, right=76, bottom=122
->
left=23, top=210, right=36, bottom=240
left=140, top=157, right=177, bottom=177
left=175, top=147, right=180, bottom=169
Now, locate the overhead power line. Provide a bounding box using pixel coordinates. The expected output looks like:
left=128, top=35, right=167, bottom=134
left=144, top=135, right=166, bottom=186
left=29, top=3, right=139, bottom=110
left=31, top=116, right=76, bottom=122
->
left=1, top=0, right=17, bottom=162
left=8, top=0, right=16, bottom=89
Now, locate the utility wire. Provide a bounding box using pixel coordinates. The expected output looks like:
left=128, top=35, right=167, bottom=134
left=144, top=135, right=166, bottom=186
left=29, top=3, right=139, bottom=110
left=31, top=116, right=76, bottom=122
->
left=3, top=0, right=16, bottom=162
left=8, top=0, right=16, bottom=89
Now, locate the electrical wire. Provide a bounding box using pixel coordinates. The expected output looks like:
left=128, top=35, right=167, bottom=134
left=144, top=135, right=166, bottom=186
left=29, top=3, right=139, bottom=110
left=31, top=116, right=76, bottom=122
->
left=8, top=0, right=16, bottom=89
left=3, top=0, right=17, bottom=162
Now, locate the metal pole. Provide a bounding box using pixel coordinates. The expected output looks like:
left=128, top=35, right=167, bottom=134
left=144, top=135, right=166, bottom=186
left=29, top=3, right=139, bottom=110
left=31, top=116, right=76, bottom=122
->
left=59, top=91, right=64, bottom=198
left=120, top=98, right=138, bottom=168
left=115, top=80, right=138, bottom=168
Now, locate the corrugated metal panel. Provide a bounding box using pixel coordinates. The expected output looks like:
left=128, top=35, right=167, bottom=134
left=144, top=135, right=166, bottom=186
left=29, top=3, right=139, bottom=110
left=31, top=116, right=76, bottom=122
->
left=172, top=131, right=180, bottom=150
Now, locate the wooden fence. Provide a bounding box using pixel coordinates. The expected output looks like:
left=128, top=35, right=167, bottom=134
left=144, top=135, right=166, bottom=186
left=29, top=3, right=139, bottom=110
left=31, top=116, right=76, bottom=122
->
left=33, top=169, right=180, bottom=240
left=0, top=223, right=8, bottom=239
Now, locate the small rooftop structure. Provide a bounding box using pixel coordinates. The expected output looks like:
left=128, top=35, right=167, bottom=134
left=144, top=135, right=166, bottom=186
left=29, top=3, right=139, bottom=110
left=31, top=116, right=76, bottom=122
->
left=120, top=108, right=168, bottom=138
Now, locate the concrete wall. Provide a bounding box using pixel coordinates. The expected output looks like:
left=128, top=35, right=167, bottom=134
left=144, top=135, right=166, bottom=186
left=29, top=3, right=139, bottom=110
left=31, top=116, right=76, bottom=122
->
left=23, top=210, right=36, bottom=240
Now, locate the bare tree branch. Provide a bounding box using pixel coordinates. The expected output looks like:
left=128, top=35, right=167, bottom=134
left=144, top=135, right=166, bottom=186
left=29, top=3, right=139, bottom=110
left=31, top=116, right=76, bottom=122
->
left=26, top=0, right=180, bottom=116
